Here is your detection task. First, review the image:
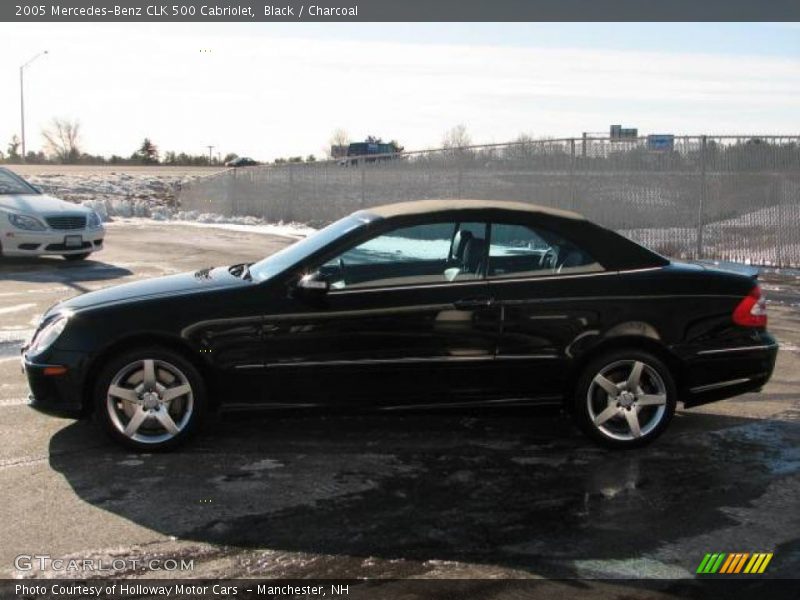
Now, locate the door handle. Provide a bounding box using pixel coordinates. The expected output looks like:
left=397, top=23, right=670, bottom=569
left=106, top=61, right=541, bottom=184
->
left=454, top=297, right=494, bottom=310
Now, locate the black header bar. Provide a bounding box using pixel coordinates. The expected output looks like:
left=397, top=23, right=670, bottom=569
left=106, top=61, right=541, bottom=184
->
left=2, top=579, right=800, bottom=600
left=4, top=0, right=800, bottom=22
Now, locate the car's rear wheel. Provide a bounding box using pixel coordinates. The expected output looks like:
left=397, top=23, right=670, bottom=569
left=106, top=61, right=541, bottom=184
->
left=573, top=349, right=676, bottom=449
left=63, top=252, right=91, bottom=261
left=94, top=347, right=206, bottom=451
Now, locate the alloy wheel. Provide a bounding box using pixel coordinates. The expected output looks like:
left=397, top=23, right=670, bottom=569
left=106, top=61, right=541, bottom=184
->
left=586, top=359, right=668, bottom=442
left=105, top=359, right=194, bottom=445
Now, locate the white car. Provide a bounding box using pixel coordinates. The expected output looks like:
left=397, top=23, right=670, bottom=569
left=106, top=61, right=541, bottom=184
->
left=0, top=167, right=105, bottom=261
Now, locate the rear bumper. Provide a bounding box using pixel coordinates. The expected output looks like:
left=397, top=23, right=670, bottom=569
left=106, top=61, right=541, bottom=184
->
left=22, top=352, right=86, bottom=417
left=682, top=338, right=779, bottom=408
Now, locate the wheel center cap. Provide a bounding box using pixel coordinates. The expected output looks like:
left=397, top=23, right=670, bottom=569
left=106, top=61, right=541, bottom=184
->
left=142, top=392, right=160, bottom=409
left=619, top=391, right=636, bottom=407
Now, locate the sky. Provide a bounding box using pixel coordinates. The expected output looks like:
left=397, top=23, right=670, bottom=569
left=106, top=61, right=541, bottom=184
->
left=0, top=22, right=798, bottom=161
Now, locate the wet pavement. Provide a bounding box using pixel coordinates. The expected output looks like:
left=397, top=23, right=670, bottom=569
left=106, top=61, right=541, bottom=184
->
left=0, top=223, right=798, bottom=583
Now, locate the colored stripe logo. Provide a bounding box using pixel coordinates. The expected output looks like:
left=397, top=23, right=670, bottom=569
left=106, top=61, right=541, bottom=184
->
left=696, top=552, right=773, bottom=574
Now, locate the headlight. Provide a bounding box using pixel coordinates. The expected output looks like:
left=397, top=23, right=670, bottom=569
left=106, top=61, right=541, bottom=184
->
left=87, top=211, right=103, bottom=229
left=8, top=213, right=47, bottom=231
left=28, top=315, right=69, bottom=355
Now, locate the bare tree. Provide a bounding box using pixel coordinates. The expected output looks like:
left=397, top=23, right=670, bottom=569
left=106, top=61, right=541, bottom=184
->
left=326, top=128, right=350, bottom=158
left=6, top=135, right=21, bottom=162
left=441, top=124, right=474, bottom=163
left=504, top=132, right=537, bottom=160
left=42, top=118, right=81, bottom=163
left=442, top=124, right=472, bottom=150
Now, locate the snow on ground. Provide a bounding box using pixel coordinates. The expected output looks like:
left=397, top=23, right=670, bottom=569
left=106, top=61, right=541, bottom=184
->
left=621, top=220, right=800, bottom=268
left=27, top=171, right=187, bottom=207
left=21, top=169, right=315, bottom=240
left=107, top=217, right=314, bottom=239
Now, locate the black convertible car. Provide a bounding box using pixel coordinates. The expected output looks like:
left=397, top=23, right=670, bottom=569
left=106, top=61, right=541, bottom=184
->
left=22, top=200, right=777, bottom=450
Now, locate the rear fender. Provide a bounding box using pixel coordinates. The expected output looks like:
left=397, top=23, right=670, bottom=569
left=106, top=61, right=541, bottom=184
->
left=565, top=330, right=683, bottom=409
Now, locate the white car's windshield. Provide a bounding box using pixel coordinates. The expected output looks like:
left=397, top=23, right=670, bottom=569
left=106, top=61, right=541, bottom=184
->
left=249, top=214, right=371, bottom=282
left=0, top=169, right=39, bottom=195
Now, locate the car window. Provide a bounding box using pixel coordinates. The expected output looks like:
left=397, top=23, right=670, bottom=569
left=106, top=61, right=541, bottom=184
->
left=249, top=214, right=370, bottom=282
left=488, top=223, right=603, bottom=278
left=318, top=221, right=486, bottom=290
left=0, top=169, right=39, bottom=195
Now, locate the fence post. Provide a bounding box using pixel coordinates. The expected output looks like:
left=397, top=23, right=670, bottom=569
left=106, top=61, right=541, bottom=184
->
left=287, top=163, right=295, bottom=222
left=696, top=135, right=707, bottom=259
left=456, top=157, right=463, bottom=200
left=569, top=138, right=577, bottom=210
left=260, top=169, right=267, bottom=221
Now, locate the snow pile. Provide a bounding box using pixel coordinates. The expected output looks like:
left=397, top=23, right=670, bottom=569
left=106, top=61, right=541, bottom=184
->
left=172, top=210, right=268, bottom=226
left=28, top=171, right=184, bottom=205
left=621, top=202, right=800, bottom=267
left=81, top=197, right=164, bottom=219
left=23, top=170, right=316, bottom=239
left=24, top=170, right=192, bottom=223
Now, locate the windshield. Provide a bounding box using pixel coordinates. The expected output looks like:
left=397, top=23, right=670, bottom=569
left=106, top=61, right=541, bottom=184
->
left=0, top=169, right=39, bottom=195
left=249, top=214, right=371, bottom=282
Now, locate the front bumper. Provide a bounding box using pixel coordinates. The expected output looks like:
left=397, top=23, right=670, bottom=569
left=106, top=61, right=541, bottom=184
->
left=22, top=351, right=87, bottom=417
left=2, top=228, right=104, bottom=257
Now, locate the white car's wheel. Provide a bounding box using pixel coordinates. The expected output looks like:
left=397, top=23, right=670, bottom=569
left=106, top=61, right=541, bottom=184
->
left=573, top=349, right=676, bottom=449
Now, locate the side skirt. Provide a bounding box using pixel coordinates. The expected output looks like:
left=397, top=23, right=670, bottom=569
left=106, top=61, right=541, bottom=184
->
left=219, top=395, right=563, bottom=413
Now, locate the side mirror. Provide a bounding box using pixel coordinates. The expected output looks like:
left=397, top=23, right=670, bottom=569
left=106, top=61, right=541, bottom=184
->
left=295, top=273, right=329, bottom=299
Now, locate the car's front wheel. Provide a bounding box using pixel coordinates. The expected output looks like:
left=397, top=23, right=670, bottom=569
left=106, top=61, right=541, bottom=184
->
left=94, top=347, right=206, bottom=451
left=573, top=349, right=676, bottom=449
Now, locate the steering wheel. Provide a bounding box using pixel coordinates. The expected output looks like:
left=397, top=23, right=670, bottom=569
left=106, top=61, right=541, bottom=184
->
left=338, top=257, right=348, bottom=285
left=539, top=247, right=557, bottom=271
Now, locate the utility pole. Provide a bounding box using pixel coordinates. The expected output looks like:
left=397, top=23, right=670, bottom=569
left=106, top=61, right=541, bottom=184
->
left=206, top=145, right=215, bottom=164
left=19, top=50, right=49, bottom=160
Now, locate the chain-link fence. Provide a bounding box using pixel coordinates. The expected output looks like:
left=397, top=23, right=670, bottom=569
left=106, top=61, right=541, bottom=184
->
left=178, top=135, right=800, bottom=267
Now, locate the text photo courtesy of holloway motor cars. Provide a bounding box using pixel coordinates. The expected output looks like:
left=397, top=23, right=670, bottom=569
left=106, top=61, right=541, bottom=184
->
left=0, top=2, right=799, bottom=599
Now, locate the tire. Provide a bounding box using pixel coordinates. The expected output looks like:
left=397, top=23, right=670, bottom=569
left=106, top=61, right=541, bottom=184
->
left=94, top=346, right=207, bottom=451
left=63, top=252, right=91, bottom=261
left=573, top=349, right=676, bottom=449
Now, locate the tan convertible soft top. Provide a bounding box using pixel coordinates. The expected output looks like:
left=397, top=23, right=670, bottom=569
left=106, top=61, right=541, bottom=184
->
left=363, top=199, right=585, bottom=221
left=357, top=198, right=668, bottom=271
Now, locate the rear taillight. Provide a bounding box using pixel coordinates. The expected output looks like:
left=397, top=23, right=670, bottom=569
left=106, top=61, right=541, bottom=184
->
left=732, top=285, right=767, bottom=328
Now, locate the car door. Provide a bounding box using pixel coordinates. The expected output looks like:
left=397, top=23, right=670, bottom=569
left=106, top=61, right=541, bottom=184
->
left=486, top=221, right=605, bottom=401
left=260, top=220, right=501, bottom=407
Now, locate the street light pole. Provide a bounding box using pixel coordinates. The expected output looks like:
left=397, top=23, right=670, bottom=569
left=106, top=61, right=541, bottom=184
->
left=19, top=50, right=48, bottom=161
left=19, top=66, right=25, bottom=158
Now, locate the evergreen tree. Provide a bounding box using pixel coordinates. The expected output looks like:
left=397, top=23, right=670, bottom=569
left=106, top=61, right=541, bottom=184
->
left=135, top=138, right=159, bottom=164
